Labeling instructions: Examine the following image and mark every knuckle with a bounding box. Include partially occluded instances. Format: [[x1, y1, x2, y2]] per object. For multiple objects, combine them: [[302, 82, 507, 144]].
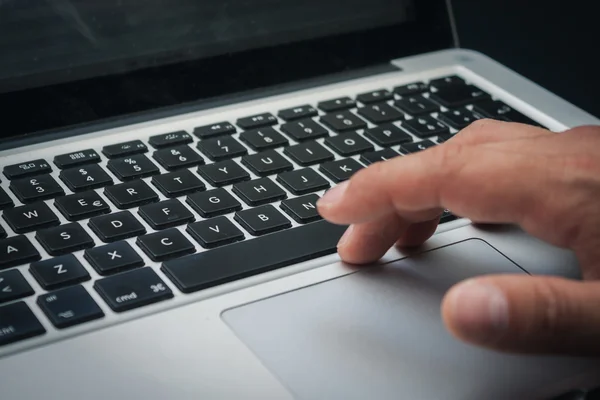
[[532, 280, 571, 336]]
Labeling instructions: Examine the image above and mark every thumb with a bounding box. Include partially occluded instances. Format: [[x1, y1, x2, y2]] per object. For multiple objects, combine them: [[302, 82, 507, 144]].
[[441, 275, 600, 356]]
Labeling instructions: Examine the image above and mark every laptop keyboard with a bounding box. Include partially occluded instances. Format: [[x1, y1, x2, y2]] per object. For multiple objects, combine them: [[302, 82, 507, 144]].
[[0, 75, 542, 348]]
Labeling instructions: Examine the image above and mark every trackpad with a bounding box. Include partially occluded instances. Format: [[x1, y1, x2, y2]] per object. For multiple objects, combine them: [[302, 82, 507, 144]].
[[223, 239, 596, 400]]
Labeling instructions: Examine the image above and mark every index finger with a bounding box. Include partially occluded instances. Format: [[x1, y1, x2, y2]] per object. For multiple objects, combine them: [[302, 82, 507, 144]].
[[316, 141, 550, 226]]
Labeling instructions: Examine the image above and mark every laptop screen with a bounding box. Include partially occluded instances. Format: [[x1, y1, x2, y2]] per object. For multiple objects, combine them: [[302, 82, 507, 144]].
[[0, 0, 452, 142]]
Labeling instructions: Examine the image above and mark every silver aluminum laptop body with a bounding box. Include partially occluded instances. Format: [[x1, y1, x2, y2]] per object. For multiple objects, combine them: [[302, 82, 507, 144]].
[[1, 2, 599, 400]]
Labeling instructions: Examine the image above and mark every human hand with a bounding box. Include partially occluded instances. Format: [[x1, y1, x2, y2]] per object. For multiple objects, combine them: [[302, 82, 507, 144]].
[[316, 119, 600, 356]]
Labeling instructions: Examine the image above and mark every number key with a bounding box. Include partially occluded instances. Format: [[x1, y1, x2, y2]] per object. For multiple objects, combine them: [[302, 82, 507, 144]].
[[357, 103, 404, 124], [240, 127, 288, 151], [197, 136, 247, 161], [107, 155, 160, 181], [59, 164, 113, 192], [10, 175, 64, 203], [320, 111, 367, 132], [153, 145, 204, 171], [280, 119, 329, 142]]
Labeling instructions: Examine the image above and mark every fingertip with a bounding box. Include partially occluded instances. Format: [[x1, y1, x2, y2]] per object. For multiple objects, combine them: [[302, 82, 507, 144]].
[[442, 279, 509, 346]]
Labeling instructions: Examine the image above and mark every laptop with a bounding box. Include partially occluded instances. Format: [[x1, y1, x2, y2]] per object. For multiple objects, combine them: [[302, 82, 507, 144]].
[[1, 0, 599, 399]]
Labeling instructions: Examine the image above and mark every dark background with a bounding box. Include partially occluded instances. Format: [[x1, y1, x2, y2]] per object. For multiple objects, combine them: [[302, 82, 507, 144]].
[[453, 0, 599, 118]]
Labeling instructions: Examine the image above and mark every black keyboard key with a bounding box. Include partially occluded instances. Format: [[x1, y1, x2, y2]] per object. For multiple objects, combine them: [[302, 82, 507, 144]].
[[0, 236, 41, 270], [240, 127, 289, 151], [186, 216, 245, 249], [233, 178, 287, 206], [241, 150, 294, 177], [102, 140, 148, 158], [280, 119, 329, 142], [357, 89, 393, 104], [393, 82, 428, 97], [360, 149, 401, 165], [94, 267, 173, 312], [280, 194, 321, 224], [10, 175, 64, 203], [60, 164, 113, 192], [436, 133, 456, 144], [400, 140, 437, 154], [0, 270, 34, 304], [0, 187, 14, 210], [186, 188, 242, 218], [278, 105, 318, 121], [36, 223, 95, 256], [324, 132, 374, 157], [148, 131, 193, 149], [364, 123, 413, 147], [0, 302, 45, 346], [276, 168, 330, 195], [193, 122, 236, 139], [284, 141, 334, 166], [153, 145, 204, 171], [357, 103, 404, 124], [197, 136, 247, 161], [236, 113, 278, 130], [85, 241, 145, 276], [0, 225, 4, 240], [55, 191, 111, 221], [162, 220, 347, 293], [394, 95, 439, 115], [54, 149, 101, 169], [235, 205, 291, 236], [429, 75, 465, 88], [402, 116, 450, 138], [107, 155, 160, 181], [38, 285, 104, 329], [3, 203, 59, 234], [437, 107, 482, 130], [104, 180, 159, 209], [472, 100, 540, 126], [440, 210, 458, 224], [88, 211, 146, 243], [138, 199, 194, 230], [136, 228, 195, 262], [319, 159, 364, 183], [198, 160, 250, 187], [152, 170, 205, 198], [3, 159, 52, 180], [320, 111, 367, 132], [317, 97, 356, 112], [429, 85, 490, 108], [30, 254, 90, 290]]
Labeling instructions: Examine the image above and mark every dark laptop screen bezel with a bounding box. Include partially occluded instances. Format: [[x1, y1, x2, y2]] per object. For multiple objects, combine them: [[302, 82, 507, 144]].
[[0, 0, 454, 144]]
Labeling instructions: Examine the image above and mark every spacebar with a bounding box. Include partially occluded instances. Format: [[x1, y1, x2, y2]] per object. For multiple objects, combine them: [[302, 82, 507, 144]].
[[161, 221, 348, 293]]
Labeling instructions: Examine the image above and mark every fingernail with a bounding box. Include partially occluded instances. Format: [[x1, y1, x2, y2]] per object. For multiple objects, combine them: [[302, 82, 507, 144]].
[[318, 181, 349, 207], [448, 279, 509, 341], [337, 225, 354, 248]]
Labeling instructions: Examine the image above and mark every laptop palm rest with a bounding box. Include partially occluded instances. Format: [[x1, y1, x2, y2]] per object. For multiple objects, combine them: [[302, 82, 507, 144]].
[[223, 239, 598, 400]]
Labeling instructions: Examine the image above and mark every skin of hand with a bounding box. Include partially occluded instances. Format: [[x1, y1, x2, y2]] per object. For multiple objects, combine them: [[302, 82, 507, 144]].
[[316, 119, 600, 356]]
